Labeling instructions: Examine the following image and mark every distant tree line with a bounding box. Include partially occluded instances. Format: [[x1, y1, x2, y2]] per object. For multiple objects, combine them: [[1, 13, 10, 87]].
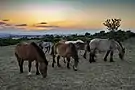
[[0, 30, 135, 46]]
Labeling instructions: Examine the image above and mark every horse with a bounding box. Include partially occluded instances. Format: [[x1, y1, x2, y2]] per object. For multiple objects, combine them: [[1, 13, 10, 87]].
[[65, 40, 88, 58], [15, 42, 48, 78], [37, 41, 53, 54], [51, 42, 79, 71], [87, 38, 125, 63]]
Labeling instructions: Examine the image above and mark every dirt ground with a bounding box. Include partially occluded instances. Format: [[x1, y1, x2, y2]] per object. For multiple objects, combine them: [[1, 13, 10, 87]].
[[0, 38, 135, 90]]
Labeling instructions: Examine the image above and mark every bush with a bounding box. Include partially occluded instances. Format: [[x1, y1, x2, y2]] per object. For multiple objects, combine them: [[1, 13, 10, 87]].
[[0, 30, 134, 46]]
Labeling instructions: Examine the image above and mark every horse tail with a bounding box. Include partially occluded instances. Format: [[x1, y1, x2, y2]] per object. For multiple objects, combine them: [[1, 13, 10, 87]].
[[15, 52, 20, 60], [69, 43, 78, 59], [69, 43, 77, 52]]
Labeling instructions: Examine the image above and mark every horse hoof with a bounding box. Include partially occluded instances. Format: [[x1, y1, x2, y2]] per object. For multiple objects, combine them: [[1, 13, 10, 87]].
[[42, 75, 47, 78], [36, 72, 40, 75], [83, 56, 86, 59], [57, 64, 61, 67], [89, 60, 92, 63], [67, 66, 70, 69], [93, 60, 96, 62], [52, 63, 54, 67], [28, 72, 32, 75], [20, 71, 23, 74], [104, 59, 107, 62], [110, 60, 114, 62], [73, 66, 77, 71]]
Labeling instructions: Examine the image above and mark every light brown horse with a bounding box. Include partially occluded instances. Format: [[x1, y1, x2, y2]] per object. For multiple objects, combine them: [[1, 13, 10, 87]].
[[15, 42, 48, 78], [51, 42, 79, 71]]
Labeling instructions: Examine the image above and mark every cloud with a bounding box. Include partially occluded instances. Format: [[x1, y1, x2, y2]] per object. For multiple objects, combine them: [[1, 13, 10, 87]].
[[0, 21, 7, 25], [38, 22, 47, 24], [0, 21, 12, 27], [5, 24, 11, 26], [15, 24, 27, 26], [2, 19, 9, 21], [35, 25, 59, 28]]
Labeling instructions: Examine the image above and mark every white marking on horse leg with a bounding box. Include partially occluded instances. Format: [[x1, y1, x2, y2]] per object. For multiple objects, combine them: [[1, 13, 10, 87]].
[[73, 66, 77, 71], [28, 72, 32, 75]]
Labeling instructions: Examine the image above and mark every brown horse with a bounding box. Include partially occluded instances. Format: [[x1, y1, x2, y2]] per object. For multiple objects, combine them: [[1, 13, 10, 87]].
[[15, 42, 48, 78], [51, 42, 79, 71]]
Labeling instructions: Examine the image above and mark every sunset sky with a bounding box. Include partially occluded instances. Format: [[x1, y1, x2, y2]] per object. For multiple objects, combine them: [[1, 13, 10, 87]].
[[0, 0, 134, 34]]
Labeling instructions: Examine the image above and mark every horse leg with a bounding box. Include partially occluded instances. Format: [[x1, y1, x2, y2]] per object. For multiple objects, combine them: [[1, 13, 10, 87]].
[[104, 50, 110, 62], [28, 61, 32, 75], [110, 51, 114, 62], [66, 57, 70, 69], [73, 57, 79, 71], [83, 50, 87, 59], [57, 55, 61, 67], [63, 57, 66, 63], [45, 48, 48, 54], [35, 61, 40, 75], [19, 59, 24, 73], [15, 53, 23, 73], [89, 52, 92, 63], [92, 53, 96, 62], [52, 54, 55, 67], [48, 46, 51, 53], [46, 47, 49, 53]]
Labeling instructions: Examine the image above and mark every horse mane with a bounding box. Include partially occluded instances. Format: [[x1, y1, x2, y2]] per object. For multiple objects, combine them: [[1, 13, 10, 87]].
[[115, 40, 124, 50], [30, 42, 48, 65]]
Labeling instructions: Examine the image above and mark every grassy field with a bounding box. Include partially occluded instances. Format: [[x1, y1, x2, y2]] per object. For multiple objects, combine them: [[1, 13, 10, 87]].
[[0, 38, 135, 90]]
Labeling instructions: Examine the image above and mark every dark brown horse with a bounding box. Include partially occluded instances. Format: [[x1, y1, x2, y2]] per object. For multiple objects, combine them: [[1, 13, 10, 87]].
[[51, 42, 79, 71], [15, 42, 48, 78]]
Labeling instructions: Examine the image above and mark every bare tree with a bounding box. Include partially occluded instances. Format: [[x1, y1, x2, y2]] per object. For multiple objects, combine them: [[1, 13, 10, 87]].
[[103, 18, 121, 31], [103, 18, 121, 39]]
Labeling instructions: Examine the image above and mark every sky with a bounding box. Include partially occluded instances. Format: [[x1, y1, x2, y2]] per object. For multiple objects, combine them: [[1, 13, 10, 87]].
[[0, 0, 134, 34]]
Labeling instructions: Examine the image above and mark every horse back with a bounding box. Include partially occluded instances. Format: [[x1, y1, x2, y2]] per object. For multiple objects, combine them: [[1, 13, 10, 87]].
[[90, 39, 111, 52], [54, 42, 76, 57], [15, 43, 37, 60]]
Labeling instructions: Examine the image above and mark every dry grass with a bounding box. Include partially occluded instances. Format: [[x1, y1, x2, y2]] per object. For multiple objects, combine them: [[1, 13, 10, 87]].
[[0, 38, 135, 90]]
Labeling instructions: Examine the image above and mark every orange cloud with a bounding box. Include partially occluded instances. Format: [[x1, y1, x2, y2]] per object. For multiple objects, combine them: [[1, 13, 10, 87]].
[[15, 24, 27, 26], [2, 19, 9, 21], [38, 22, 47, 24]]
